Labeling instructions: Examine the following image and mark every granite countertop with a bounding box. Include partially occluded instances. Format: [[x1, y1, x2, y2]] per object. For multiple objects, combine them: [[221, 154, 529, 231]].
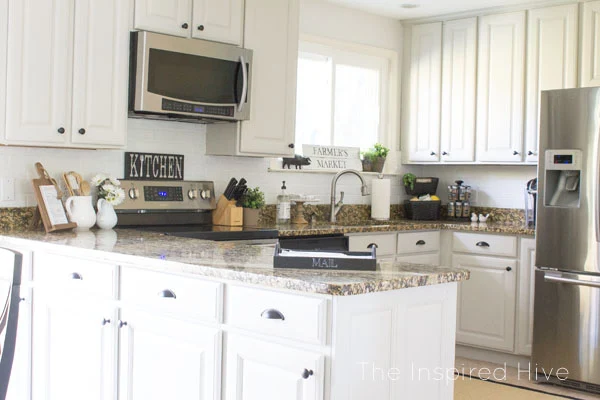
[[275, 220, 535, 237], [0, 229, 469, 296]]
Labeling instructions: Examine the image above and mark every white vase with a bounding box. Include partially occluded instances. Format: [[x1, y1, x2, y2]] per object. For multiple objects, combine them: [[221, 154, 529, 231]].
[[96, 198, 118, 229], [65, 196, 96, 231]]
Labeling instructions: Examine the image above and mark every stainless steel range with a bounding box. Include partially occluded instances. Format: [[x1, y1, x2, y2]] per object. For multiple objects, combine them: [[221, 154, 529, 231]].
[[114, 179, 278, 242]]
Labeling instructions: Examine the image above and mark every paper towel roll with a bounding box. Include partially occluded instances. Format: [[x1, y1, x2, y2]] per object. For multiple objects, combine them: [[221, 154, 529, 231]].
[[371, 178, 390, 220]]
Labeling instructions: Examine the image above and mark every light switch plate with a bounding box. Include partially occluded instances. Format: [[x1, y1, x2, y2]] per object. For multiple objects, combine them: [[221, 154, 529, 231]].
[[1, 178, 15, 201]]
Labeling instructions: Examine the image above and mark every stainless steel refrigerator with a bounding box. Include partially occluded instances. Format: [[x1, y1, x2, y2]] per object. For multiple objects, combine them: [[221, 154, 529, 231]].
[[532, 87, 600, 393]]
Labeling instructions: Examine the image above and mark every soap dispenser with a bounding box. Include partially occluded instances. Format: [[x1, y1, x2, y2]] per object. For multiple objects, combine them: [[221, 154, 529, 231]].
[[276, 181, 291, 224]]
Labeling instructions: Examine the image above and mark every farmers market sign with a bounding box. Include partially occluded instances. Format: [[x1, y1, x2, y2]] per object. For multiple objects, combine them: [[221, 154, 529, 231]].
[[302, 145, 362, 170]]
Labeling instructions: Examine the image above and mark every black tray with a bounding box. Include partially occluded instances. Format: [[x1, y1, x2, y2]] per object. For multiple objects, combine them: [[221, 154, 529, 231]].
[[273, 243, 376, 271]]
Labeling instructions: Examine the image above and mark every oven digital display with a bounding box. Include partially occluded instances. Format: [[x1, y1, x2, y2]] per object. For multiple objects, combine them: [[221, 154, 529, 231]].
[[554, 154, 573, 164], [144, 186, 183, 201]]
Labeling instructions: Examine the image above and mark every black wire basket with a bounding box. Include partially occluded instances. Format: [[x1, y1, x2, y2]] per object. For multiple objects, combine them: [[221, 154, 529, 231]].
[[404, 177, 439, 196], [404, 200, 441, 220]]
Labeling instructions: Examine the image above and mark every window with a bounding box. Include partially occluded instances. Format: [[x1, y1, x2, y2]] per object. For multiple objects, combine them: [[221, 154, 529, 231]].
[[295, 39, 391, 152]]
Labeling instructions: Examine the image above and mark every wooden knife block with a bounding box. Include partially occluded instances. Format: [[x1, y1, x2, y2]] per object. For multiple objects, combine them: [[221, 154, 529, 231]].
[[212, 195, 243, 226]]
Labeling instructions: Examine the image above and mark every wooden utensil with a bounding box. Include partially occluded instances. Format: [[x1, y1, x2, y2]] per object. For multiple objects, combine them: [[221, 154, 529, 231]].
[[62, 171, 83, 196], [80, 181, 91, 196]]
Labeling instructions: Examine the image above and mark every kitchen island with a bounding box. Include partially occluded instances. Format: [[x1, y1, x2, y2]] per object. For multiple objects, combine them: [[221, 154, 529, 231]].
[[1, 229, 468, 400]]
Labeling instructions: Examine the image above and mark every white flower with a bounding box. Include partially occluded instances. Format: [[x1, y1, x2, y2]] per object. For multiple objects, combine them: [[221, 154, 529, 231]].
[[103, 183, 117, 192], [104, 187, 125, 206], [91, 173, 108, 187], [109, 177, 121, 186]]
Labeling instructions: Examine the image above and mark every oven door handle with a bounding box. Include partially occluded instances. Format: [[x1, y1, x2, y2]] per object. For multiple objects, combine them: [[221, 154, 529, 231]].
[[238, 56, 248, 113], [544, 273, 600, 289]]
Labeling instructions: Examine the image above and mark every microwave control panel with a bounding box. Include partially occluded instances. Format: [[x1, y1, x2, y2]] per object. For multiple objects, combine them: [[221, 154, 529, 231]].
[[161, 99, 234, 118]]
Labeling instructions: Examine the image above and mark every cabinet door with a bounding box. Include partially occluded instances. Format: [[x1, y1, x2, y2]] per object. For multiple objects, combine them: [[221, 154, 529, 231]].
[[0, 0, 7, 144], [5, 0, 73, 145], [119, 309, 220, 400], [192, 0, 243, 45], [6, 288, 32, 400], [238, 0, 299, 156], [224, 334, 324, 400], [581, 1, 600, 87], [516, 238, 536, 356], [134, 0, 192, 38], [453, 254, 517, 352], [405, 22, 442, 162], [476, 12, 525, 162], [70, 0, 129, 147], [31, 292, 117, 400], [525, 4, 578, 163], [440, 18, 477, 162]]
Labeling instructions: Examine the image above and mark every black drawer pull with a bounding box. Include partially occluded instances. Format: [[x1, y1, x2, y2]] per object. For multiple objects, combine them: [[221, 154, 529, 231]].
[[302, 369, 314, 379], [367, 243, 378, 249], [70, 272, 83, 280], [476, 241, 490, 248], [261, 309, 285, 321], [157, 289, 177, 299], [416, 240, 426, 245]]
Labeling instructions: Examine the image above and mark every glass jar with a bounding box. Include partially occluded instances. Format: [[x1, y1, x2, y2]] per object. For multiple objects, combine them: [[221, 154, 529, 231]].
[[462, 201, 471, 218], [448, 185, 459, 201], [447, 201, 455, 218], [455, 201, 463, 218]]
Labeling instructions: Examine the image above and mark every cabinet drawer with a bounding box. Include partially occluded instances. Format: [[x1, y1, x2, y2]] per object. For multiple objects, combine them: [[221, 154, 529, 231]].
[[225, 285, 328, 345], [120, 268, 222, 323], [33, 252, 116, 299], [395, 253, 440, 266], [397, 231, 440, 254], [348, 233, 396, 256], [452, 232, 517, 257]]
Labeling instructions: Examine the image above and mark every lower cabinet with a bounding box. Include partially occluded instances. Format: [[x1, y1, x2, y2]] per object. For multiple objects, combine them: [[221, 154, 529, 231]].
[[223, 334, 324, 400], [516, 237, 536, 355], [30, 290, 117, 400], [453, 254, 517, 352], [118, 309, 221, 400]]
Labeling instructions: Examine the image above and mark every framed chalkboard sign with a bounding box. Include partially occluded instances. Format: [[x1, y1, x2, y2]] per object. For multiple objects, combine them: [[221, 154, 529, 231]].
[[124, 152, 184, 180]]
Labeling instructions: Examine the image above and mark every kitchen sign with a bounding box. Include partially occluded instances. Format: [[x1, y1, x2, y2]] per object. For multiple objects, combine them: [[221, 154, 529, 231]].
[[125, 152, 184, 180], [301, 145, 362, 170]]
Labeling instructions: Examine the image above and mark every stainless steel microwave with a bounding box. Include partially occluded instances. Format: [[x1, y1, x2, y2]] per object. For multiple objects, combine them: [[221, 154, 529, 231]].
[[129, 31, 252, 122]]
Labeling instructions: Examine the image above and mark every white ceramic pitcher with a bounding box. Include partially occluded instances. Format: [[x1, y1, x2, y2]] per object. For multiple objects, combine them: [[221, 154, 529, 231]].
[[65, 196, 96, 231], [96, 198, 118, 229]]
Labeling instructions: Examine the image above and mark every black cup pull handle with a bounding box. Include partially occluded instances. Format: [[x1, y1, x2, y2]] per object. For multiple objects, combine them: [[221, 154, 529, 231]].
[[70, 272, 83, 280], [302, 369, 314, 379], [416, 240, 426, 245], [476, 241, 490, 247], [261, 309, 285, 321], [157, 289, 177, 299], [367, 243, 378, 249]]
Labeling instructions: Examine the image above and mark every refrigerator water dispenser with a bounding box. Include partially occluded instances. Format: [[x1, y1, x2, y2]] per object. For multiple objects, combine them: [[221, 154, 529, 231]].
[[544, 149, 582, 208]]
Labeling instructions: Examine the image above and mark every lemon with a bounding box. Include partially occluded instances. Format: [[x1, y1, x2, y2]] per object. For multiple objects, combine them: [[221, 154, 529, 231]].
[[410, 197, 419, 201], [431, 195, 440, 201]]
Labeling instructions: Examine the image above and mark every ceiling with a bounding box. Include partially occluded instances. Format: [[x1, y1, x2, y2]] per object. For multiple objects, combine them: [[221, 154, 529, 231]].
[[326, 0, 552, 20]]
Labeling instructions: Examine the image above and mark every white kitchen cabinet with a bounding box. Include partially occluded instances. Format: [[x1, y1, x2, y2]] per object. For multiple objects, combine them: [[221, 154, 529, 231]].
[[6, 288, 31, 400], [348, 233, 397, 256], [404, 22, 442, 162], [525, 4, 578, 163], [0, 0, 7, 145], [30, 291, 117, 400], [119, 309, 221, 400], [192, 0, 244, 45], [440, 18, 477, 162], [134, 0, 192, 37], [224, 334, 324, 400], [206, 0, 299, 156], [454, 254, 517, 352], [516, 237, 536, 356], [476, 11, 526, 163], [581, 1, 600, 87], [4, 0, 128, 148]]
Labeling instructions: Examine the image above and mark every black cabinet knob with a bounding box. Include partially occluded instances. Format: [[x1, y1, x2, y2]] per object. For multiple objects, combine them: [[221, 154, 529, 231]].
[[527, 151, 534, 156], [302, 369, 314, 379], [102, 318, 111, 326], [182, 23, 189, 29], [119, 320, 128, 328], [78, 128, 86, 135], [197, 25, 205, 31], [288, 143, 295, 149], [430, 151, 436, 156], [513, 150, 519, 155], [442, 151, 448, 156], [506, 267, 512, 272], [57, 127, 65, 134]]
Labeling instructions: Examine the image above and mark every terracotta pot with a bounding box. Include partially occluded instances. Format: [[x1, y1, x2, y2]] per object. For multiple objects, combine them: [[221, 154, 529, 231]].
[[361, 159, 373, 172], [372, 157, 386, 173], [243, 208, 261, 226]]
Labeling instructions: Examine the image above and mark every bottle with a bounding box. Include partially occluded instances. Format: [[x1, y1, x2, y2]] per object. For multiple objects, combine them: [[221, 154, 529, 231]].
[[276, 181, 291, 224]]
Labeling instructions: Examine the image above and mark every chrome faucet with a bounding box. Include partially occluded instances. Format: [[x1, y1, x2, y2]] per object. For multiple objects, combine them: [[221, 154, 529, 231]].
[[330, 169, 370, 223]]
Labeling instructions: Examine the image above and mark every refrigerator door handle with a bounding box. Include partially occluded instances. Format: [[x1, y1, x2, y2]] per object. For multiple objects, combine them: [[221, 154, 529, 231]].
[[544, 273, 600, 289]]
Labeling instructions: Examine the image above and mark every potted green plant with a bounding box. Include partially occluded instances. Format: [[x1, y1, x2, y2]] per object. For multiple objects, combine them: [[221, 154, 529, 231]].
[[371, 143, 389, 173], [240, 187, 265, 226], [361, 150, 376, 172]]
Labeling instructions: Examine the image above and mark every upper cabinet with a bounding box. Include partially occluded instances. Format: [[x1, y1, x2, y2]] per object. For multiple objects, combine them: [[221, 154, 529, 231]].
[[440, 18, 477, 162], [475, 11, 525, 163], [581, 1, 600, 87], [4, 0, 129, 148], [525, 4, 578, 163], [134, 0, 244, 46], [404, 22, 442, 162]]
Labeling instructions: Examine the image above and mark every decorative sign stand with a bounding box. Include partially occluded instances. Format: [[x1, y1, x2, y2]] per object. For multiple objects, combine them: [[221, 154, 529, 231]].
[[301, 145, 362, 171], [124, 152, 184, 180], [31, 162, 77, 233]]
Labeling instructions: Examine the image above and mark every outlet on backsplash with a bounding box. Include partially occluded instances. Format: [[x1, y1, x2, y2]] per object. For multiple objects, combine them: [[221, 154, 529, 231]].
[[1, 178, 15, 202]]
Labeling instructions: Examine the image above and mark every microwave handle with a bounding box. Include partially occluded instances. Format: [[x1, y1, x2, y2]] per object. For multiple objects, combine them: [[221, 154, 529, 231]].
[[238, 56, 248, 113]]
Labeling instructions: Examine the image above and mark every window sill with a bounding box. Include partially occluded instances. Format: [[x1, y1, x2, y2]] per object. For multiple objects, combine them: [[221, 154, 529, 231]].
[[268, 168, 402, 176]]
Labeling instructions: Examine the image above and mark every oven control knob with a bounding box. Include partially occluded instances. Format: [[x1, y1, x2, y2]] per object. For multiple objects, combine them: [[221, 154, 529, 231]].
[[188, 189, 198, 200], [128, 188, 139, 200], [201, 189, 211, 200]]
